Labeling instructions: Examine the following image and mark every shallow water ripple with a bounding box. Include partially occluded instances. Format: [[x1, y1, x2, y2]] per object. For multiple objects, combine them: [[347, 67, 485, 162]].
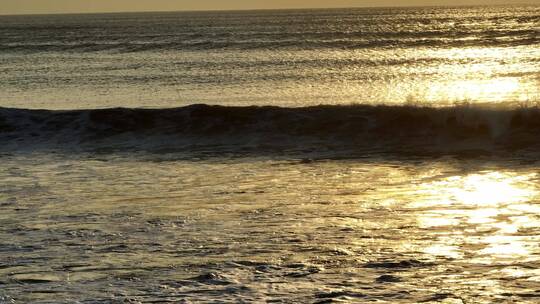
[[1, 154, 540, 302]]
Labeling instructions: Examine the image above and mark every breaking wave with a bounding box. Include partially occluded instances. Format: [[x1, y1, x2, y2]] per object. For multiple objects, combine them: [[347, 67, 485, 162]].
[[2, 104, 540, 157]]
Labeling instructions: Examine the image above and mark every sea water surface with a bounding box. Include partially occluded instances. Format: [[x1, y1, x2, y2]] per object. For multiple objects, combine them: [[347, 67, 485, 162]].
[[0, 5, 539, 108], [2, 154, 540, 303], [2, 5, 540, 304]]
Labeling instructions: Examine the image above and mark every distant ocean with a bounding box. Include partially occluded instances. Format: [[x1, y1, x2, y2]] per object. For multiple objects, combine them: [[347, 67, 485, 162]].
[[0, 5, 538, 109], [2, 6, 540, 304]]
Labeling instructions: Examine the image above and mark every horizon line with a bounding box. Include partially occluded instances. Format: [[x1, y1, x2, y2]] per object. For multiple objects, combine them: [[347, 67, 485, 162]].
[[0, 3, 536, 17]]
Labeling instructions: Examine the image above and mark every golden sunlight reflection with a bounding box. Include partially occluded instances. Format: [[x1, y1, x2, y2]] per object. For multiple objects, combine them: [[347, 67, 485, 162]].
[[424, 244, 463, 259], [423, 47, 526, 103], [426, 78, 522, 103], [425, 172, 534, 207], [460, 172, 534, 205], [413, 171, 538, 263], [480, 235, 530, 257]]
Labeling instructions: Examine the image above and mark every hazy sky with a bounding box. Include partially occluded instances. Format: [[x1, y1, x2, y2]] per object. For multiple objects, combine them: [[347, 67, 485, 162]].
[[1, 0, 537, 15]]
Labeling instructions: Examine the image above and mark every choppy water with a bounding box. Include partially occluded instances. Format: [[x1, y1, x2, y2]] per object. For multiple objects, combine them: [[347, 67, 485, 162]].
[[0, 5, 539, 109], [2, 154, 540, 303], [2, 5, 540, 303]]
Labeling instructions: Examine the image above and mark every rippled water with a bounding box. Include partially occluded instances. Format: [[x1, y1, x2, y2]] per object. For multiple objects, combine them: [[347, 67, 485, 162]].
[[0, 5, 539, 109], [1, 153, 540, 303], [2, 5, 540, 303]]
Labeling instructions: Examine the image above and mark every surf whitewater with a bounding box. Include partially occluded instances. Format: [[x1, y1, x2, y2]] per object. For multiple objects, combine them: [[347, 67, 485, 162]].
[[1, 104, 539, 156]]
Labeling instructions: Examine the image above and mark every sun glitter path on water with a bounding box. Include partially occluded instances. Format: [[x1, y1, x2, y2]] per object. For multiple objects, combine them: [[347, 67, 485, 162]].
[[414, 171, 537, 263]]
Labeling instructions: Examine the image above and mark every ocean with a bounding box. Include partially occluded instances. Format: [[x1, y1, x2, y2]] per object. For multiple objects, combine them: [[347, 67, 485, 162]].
[[0, 5, 539, 108], [1, 5, 540, 303]]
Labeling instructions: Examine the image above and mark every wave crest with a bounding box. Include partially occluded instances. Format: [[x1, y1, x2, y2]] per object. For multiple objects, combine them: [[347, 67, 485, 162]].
[[1, 104, 540, 156]]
